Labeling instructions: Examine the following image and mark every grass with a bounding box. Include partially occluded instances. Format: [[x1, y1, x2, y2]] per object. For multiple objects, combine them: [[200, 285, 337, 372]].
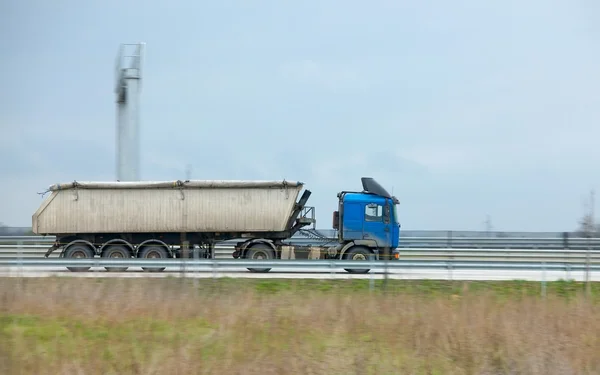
[[0, 277, 599, 374]]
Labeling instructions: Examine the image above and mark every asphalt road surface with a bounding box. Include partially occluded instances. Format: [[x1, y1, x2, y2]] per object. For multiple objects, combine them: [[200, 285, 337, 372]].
[[1, 266, 598, 282]]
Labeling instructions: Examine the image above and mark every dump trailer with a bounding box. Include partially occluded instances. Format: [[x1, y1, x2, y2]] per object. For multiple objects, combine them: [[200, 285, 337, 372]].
[[33, 177, 400, 273]]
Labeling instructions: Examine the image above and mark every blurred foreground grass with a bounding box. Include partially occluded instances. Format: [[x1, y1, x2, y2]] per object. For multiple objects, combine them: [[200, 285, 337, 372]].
[[1, 277, 599, 374]]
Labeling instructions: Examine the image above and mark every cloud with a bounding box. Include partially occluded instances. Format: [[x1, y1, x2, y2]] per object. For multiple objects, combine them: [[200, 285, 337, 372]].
[[3, 0, 600, 232], [277, 59, 370, 91]]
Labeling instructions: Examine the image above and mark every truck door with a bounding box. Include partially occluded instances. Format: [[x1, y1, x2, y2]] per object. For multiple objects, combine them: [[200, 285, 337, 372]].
[[362, 201, 392, 248], [383, 201, 393, 249], [342, 202, 363, 241]]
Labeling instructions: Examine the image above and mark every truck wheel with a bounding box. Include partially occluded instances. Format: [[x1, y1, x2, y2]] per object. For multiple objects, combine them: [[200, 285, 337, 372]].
[[101, 245, 131, 272], [343, 246, 372, 274], [64, 244, 95, 272], [245, 243, 274, 273], [138, 245, 168, 272]]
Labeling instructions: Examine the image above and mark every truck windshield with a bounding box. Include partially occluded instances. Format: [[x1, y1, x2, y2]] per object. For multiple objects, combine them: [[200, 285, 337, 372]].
[[393, 203, 399, 224]]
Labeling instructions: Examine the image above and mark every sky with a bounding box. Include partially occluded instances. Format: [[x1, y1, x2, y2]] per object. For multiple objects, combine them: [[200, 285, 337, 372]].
[[2, 0, 600, 232]]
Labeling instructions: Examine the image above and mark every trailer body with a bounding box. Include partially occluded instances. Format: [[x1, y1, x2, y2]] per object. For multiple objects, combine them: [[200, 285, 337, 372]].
[[33, 180, 305, 235]]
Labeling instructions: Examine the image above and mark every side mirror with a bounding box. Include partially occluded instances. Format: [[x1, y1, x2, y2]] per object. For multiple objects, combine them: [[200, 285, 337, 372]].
[[332, 211, 339, 230]]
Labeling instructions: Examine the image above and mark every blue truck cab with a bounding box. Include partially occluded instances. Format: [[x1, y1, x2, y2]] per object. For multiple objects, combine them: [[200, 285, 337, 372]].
[[331, 177, 400, 270]]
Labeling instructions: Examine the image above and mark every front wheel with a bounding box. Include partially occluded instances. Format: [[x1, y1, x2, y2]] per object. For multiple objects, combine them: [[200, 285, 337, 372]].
[[245, 243, 274, 273], [343, 246, 372, 274]]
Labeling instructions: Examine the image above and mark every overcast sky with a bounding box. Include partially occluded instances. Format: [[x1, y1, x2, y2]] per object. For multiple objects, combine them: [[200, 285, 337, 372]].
[[2, 0, 600, 232]]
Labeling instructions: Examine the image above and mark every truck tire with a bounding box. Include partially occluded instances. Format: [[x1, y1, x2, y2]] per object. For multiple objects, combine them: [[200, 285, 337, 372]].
[[101, 244, 131, 272], [138, 245, 168, 272], [64, 244, 95, 272], [343, 246, 372, 274], [245, 243, 274, 273]]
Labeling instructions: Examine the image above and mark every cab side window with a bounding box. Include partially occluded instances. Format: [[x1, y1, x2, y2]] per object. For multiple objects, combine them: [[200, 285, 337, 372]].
[[365, 203, 383, 222]]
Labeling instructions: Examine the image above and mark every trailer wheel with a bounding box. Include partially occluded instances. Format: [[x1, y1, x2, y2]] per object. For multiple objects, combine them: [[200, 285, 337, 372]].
[[343, 246, 372, 274], [138, 245, 168, 272], [245, 243, 274, 273], [64, 244, 95, 272], [101, 245, 131, 272]]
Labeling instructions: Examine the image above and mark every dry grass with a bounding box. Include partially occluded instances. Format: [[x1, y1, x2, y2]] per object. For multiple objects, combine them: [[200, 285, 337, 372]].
[[0, 277, 599, 375]]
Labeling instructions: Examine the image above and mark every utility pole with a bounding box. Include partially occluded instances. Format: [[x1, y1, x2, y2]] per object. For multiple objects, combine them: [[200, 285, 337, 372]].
[[115, 42, 145, 181]]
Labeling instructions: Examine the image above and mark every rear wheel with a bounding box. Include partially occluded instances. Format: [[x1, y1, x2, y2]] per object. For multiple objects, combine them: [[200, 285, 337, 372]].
[[343, 246, 372, 274], [245, 243, 274, 273], [101, 244, 132, 272], [138, 245, 169, 272], [64, 244, 95, 272]]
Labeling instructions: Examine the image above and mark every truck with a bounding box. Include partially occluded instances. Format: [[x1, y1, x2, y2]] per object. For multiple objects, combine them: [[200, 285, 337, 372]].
[[33, 177, 401, 273]]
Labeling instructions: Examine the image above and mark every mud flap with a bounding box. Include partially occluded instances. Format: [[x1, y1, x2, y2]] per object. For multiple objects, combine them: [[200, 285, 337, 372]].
[[44, 243, 60, 258]]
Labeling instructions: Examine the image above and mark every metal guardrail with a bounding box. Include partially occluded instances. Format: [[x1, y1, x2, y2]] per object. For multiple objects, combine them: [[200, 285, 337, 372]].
[[3, 235, 600, 257], [1, 258, 599, 272], [1, 237, 600, 264], [3, 235, 600, 249], [1, 250, 599, 273], [1, 246, 599, 262]]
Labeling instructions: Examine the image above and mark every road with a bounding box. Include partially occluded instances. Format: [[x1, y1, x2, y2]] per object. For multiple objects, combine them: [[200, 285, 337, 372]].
[[1, 266, 598, 281]]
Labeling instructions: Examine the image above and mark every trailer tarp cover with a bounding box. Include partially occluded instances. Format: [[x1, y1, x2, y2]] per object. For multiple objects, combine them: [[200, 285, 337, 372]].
[[48, 180, 304, 191]]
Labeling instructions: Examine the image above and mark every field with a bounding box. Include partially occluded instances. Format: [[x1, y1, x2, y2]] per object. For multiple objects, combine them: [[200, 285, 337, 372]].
[[1, 277, 599, 375]]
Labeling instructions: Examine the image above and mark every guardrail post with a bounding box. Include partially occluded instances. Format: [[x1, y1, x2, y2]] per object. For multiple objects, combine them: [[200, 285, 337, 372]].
[[541, 261, 546, 298], [383, 247, 390, 291], [329, 259, 335, 280], [369, 254, 375, 292], [193, 244, 199, 288], [586, 245, 591, 298], [180, 234, 189, 279], [447, 261, 453, 281], [17, 240, 23, 275]]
